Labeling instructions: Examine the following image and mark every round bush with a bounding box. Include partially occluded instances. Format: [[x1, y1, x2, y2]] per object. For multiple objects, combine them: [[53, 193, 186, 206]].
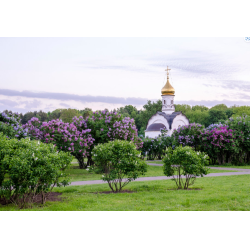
[[91, 140, 147, 192], [163, 145, 209, 189], [0, 132, 72, 208]]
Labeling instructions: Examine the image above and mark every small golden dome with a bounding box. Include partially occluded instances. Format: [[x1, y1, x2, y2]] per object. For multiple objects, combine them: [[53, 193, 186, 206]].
[[161, 66, 175, 95], [161, 78, 175, 95]]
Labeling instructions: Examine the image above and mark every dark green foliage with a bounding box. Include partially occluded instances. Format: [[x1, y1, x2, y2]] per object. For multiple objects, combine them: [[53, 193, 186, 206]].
[[91, 140, 147, 192], [208, 109, 228, 124], [47, 109, 63, 121], [78, 108, 93, 119], [140, 129, 173, 160], [225, 115, 250, 164], [0, 133, 72, 208], [163, 146, 209, 189]]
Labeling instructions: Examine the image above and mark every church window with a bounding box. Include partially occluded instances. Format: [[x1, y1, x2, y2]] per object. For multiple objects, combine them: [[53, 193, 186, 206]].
[[171, 100, 173, 104], [164, 100, 166, 104]]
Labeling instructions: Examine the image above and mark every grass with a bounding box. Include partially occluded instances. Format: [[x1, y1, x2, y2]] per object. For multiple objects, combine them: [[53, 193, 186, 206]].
[[66, 163, 237, 182], [211, 165, 250, 169], [147, 160, 250, 169], [1, 175, 250, 211]]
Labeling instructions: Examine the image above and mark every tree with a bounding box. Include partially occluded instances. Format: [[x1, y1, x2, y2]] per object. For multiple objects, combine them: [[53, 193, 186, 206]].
[[79, 108, 93, 119], [210, 104, 228, 111], [175, 104, 192, 114], [37, 110, 48, 122], [208, 109, 228, 124], [231, 106, 250, 118], [48, 109, 63, 121], [185, 110, 210, 127], [192, 105, 209, 112], [22, 111, 35, 124], [60, 109, 80, 123]]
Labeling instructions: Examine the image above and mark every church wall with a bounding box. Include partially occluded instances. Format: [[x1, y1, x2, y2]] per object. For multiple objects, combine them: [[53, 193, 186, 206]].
[[170, 114, 190, 135], [145, 131, 162, 138], [146, 114, 170, 130], [145, 114, 170, 138]]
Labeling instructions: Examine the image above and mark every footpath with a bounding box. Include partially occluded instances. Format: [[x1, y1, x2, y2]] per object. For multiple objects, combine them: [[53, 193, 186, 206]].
[[69, 163, 250, 187]]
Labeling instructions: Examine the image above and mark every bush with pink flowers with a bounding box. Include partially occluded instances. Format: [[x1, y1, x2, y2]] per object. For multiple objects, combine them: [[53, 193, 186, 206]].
[[72, 110, 143, 165], [200, 126, 238, 165], [24, 118, 94, 168]]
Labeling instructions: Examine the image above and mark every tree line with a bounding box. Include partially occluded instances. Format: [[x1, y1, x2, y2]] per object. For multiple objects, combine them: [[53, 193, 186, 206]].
[[13, 100, 250, 136]]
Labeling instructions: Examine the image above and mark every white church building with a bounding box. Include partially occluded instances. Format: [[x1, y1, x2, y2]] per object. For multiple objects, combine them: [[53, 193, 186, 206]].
[[145, 67, 189, 138]]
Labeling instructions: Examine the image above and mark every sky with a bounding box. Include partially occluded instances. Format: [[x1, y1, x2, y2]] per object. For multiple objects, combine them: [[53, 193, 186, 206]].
[[0, 37, 250, 113]]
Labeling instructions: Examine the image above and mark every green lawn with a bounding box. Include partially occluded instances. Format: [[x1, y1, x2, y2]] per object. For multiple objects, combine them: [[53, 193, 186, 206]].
[[211, 165, 250, 169], [1, 175, 250, 211], [66, 163, 236, 182], [147, 160, 250, 169]]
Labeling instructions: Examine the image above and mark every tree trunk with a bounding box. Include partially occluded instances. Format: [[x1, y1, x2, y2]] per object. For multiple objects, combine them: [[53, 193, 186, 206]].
[[76, 156, 86, 169], [222, 154, 226, 165], [217, 154, 222, 165], [87, 156, 94, 167], [247, 152, 250, 164], [227, 154, 232, 164]]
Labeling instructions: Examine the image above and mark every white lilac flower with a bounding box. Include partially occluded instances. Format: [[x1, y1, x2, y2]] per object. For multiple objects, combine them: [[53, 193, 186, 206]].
[[34, 157, 38, 161], [32, 153, 34, 157]]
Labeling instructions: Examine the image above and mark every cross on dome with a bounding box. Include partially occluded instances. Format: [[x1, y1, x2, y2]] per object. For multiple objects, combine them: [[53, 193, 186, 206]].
[[165, 66, 171, 78]]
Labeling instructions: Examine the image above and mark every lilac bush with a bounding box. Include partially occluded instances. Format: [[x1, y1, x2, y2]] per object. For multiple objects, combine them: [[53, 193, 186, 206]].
[[206, 123, 227, 130], [172, 123, 204, 150], [22, 117, 43, 140], [200, 126, 238, 165], [24, 118, 94, 168], [72, 110, 143, 165], [225, 115, 250, 164], [0, 111, 28, 139]]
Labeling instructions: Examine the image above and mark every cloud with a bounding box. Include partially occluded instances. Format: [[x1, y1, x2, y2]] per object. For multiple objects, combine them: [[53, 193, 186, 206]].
[[59, 103, 71, 108], [143, 50, 245, 81], [218, 80, 250, 92], [23, 99, 42, 109], [0, 89, 152, 105], [0, 99, 19, 107], [175, 99, 250, 108]]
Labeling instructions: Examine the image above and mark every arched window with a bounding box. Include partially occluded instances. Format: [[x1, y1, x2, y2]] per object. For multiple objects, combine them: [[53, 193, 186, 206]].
[[164, 100, 166, 104]]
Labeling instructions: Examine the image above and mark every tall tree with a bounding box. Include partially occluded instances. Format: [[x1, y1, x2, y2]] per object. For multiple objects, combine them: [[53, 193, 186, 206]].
[[60, 109, 80, 123], [79, 108, 93, 119]]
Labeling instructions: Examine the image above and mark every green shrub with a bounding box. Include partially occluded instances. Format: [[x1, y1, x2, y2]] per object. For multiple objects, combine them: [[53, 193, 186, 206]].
[[141, 129, 173, 160], [163, 145, 209, 189], [91, 140, 147, 192], [0, 133, 72, 208]]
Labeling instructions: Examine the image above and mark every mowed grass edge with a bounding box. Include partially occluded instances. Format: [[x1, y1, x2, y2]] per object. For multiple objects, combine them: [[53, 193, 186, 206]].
[[1, 175, 250, 211]]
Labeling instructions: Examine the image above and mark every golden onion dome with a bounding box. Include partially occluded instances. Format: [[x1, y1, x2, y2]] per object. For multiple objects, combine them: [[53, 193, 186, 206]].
[[161, 78, 175, 95]]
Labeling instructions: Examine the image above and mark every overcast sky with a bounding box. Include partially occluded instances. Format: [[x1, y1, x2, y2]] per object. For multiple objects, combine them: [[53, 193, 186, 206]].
[[0, 37, 250, 113]]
